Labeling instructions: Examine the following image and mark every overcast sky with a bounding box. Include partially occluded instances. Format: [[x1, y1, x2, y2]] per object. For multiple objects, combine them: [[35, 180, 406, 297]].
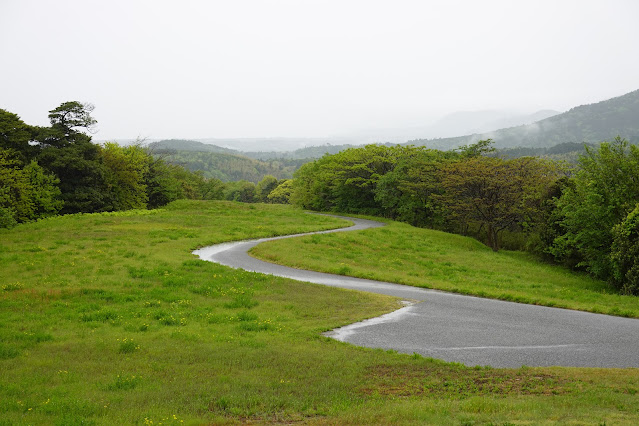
[[1, 0, 638, 142]]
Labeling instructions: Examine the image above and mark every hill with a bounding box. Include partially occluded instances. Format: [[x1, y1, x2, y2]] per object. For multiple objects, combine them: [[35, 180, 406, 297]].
[[147, 140, 305, 182], [408, 89, 639, 149], [147, 139, 240, 154]]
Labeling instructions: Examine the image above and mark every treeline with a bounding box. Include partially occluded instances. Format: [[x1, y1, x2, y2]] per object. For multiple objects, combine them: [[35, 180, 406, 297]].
[[0, 102, 226, 228], [0, 102, 296, 229], [292, 139, 639, 295]]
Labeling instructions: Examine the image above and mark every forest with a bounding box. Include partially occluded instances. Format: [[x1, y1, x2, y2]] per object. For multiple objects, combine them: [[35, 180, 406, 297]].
[[2, 102, 638, 295]]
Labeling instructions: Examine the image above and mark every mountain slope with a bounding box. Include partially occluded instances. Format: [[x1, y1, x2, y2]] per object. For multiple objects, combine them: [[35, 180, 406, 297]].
[[409, 89, 639, 149], [147, 139, 240, 154], [147, 140, 305, 182]]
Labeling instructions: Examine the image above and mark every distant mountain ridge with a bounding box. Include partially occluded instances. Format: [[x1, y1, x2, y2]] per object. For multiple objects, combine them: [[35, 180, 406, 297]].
[[408, 89, 639, 149], [147, 139, 239, 154], [146, 139, 306, 182]]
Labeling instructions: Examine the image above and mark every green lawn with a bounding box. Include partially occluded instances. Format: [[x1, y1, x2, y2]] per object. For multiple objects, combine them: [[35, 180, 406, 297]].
[[1, 201, 638, 425], [251, 218, 639, 318]]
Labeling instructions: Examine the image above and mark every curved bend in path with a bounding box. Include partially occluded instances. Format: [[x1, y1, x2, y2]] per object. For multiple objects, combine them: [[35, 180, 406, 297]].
[[194, 215, 639, 368]]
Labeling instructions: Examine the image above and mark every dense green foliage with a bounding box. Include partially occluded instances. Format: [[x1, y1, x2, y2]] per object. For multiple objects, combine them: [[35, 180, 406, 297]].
[[293, 142, 558, 249], [548, 138, 639, 288], [292, 138, 639, 293], [3, 201, 639, 424], [410, 89, 639, 149], [0, 103, 225, 227], [611, 205, 639, 295]]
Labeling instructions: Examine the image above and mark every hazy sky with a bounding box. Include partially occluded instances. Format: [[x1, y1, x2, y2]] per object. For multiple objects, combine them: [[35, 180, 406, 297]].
[[1, 0, 638, 142]]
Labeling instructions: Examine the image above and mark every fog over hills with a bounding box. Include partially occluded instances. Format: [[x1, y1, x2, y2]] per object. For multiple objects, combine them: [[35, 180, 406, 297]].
[[343, 109, 561, 143], [135, 89, 638, 157], [408, 89, 639, 149]]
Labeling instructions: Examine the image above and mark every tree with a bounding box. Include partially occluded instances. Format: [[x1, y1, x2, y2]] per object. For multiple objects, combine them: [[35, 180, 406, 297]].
[[0, 149, 33, 223], [255, 175, 279, 202], [438, 156, 559, 251], [267, 179, 293, 204], [458, 139, 496, 158], [549, 138, 639, 279], [292, 144, 406, 214], [224, 180, 256, 203], [375, 147, 457, 227], [23, 160, 63, 219], [0, 149, 62, 226], [610, 204, 639, 295], [48, 101, 97, 134], [0, 109, 37, 161], [37, 140, 114, 214], [100, 143, 149, 210]]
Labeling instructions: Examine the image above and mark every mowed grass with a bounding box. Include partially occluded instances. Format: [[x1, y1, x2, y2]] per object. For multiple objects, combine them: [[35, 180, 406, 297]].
[[0, 201, 638, 425], [251, 218, 639, 318]]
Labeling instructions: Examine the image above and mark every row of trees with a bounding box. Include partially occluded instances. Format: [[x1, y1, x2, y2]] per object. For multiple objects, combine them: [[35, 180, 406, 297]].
[[0, 102, 225, 228], [292, 139, 639, 295], [1, 102, 296, 229]]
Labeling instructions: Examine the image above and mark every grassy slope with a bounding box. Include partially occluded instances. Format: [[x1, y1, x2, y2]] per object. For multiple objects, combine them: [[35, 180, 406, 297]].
[[251, 219, 639, 318], [0, 201, 637, 425]]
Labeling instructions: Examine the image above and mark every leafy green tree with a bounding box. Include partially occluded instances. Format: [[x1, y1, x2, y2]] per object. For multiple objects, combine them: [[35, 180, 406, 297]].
[[610, 205, 639, 294], [0, 149, 33, 223], [438, 156, 559, 251], [458, 139, 496, 158], [255, 175, 279, 202], [224, 180, 256, 203], [37, 139, 114, 213], [145, 158, 188, 209], [0, 109, 37, 162], [48, 101, 97, 134], [549, 138, 639, 279], [32, 101, 117, 213], [292, 144, 406, 214], [197, 176, 226, 200], [0, 150, 61, 226], [267, 179, 293, 204], [375, 147, 458, 227], [101, 143, 149, 210], [23, 160, 63, 219]]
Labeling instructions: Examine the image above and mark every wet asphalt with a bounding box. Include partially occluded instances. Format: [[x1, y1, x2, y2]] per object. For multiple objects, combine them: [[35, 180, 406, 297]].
[[193, 216, 639, 368]]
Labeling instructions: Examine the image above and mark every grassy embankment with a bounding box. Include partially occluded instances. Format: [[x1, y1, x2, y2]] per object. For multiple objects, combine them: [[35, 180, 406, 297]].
[[0, 200, 638, 425], [251, 218, 639, 318]]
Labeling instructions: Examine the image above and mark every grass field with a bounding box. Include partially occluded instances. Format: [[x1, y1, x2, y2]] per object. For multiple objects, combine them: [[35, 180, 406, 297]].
[[251, 218, 639, 318], [1, 201, 639, 425]]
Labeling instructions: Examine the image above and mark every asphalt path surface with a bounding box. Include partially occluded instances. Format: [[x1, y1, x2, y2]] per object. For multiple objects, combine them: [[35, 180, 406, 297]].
[[193, 215, 639, 368]]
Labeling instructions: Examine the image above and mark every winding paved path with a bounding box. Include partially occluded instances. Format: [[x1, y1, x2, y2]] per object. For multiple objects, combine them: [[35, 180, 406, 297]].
[[193, 216, 639, 368]]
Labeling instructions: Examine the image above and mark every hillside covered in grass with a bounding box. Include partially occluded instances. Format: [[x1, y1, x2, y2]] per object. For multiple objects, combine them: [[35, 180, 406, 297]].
[[251, 219, 639, 318]]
